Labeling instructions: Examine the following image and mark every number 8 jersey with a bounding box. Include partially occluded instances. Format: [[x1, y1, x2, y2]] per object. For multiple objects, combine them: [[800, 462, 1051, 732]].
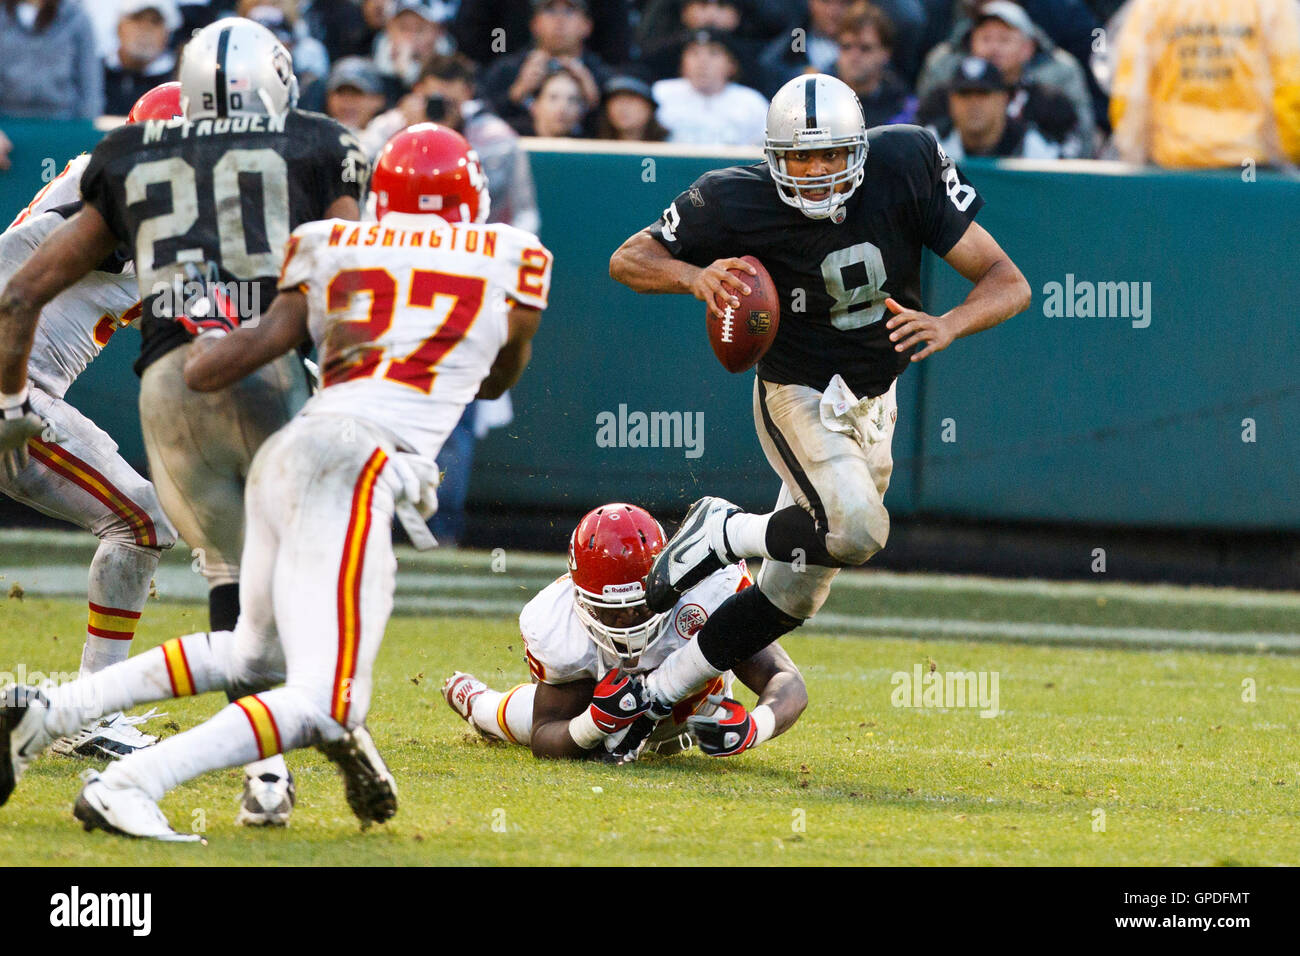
[[277, 213, 553, 460], [646, 125, 983, 398], [79, 110, 368, 376]]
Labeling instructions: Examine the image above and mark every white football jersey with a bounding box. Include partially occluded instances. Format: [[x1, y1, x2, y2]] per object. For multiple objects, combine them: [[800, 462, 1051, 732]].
[[278, 212, 552, 460], [519, 561, 753, 734], [0, 205, 140, 400]]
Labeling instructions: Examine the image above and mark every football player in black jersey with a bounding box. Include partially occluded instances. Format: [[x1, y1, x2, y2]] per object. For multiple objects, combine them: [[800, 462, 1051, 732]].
[[608, 73, 1031, 752], [0, 18, 368, 822]]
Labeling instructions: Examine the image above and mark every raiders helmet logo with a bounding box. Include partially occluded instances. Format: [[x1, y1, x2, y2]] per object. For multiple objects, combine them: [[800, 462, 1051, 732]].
[[272, 47, 293, 87]]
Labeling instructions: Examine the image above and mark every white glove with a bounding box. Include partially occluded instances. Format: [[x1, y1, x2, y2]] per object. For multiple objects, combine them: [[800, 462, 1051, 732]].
[[0, 387, 46, 481], [385, 452, 440, 551]]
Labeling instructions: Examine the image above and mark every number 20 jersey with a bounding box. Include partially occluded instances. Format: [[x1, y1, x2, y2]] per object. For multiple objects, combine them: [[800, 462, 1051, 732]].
[[79, 110, 367, 375], [647, 125, 984, 398], [277, 212, 553, 460]]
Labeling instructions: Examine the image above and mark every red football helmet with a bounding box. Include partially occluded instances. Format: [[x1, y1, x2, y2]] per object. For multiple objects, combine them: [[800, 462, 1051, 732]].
[[369, 122, 489, 223], [568, 503, 669, 666], [126, 82, 183, 124]]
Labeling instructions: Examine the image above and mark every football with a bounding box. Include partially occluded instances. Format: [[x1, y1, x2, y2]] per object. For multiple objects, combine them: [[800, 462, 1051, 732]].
[[706, 255, 780, 373]]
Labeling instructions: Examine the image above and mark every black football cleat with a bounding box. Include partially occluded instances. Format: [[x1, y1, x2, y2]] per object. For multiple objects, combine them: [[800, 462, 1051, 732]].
[[1, 683, 52, 807], [317, 726, 397, 828], [643, 496, 741, 613]]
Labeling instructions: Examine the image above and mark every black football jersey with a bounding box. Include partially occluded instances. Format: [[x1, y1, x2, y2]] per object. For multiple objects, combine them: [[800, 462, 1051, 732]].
[[80, 109, 369, 374], [647, 125, 983, 397]]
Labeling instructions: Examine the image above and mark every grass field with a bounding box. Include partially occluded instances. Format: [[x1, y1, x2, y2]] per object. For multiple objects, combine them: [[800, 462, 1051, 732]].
[[1, 532, 1298, 866]]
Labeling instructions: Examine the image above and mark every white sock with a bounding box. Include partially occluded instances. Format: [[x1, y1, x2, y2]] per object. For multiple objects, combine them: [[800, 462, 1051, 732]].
[[645, 638, 723, 705], [100, 702, 265, 801], [101, 687, 324, 801], [243, 753, 288, 779], [44, 631, 229, 738], [723, 512, 773, 560], [82, 542, 161, 673], [469, 683, 535, 745]]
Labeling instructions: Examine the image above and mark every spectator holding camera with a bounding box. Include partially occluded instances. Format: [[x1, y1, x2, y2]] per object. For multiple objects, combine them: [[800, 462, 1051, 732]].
[[653, 28, 768, 145], [362, 53, 539, 231], [479, 0, 609, 127]]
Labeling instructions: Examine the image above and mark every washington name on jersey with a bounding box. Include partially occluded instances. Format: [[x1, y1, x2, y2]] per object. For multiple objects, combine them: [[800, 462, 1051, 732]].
[[648, 125, 984, 398], [78, 109, 368, 375], [520, 563, 753, 733], [277, 211, 553, 461], [0, 209, 139, 399]]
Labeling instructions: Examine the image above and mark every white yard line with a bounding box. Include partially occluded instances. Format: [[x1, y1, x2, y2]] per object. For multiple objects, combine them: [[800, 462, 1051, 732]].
[[387, 598, 1298, 654], [4, 531, 1295, 653], [6, 530, 1298, 610]]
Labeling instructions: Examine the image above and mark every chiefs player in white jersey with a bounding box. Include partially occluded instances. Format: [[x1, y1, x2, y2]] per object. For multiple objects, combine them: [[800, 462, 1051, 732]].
[[0, 124, 550, 840], [443, 503, 807, 761], [0, 84, 183, 759]]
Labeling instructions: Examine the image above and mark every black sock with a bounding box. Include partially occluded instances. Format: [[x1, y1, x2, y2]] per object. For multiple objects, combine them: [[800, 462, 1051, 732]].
[[696, 585, 803, 672], [764, 505, 842, 566], [209, 583, 240, 632]]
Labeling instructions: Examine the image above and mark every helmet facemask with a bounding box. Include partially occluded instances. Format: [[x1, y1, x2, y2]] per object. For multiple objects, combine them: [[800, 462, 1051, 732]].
[[765, 133, 868, 221], [573, 582, 669, 669]]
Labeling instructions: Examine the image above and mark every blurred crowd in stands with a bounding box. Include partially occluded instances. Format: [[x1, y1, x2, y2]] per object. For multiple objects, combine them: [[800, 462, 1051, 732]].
[[1, 0, 1299, 171]]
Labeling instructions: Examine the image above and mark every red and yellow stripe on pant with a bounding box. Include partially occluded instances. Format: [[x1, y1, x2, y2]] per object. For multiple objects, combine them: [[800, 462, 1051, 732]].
[[27, 438, 158, 547], [87, 602, 142, 642], [332, 448, 388, 727], [235, 695, 283, 760]]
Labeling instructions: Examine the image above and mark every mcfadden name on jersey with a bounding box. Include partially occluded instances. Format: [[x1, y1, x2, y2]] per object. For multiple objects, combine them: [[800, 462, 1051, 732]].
[[78, 110, 369, 376], [278, 213, 553, 461]]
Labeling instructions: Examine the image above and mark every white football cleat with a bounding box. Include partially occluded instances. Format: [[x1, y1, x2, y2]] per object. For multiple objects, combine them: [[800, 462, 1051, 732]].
[[442, 672, 487, 721], [0, 683, 54, 806], [51, 709, 162, 759], [235, 770, 295, 827], [644, 496, 741, 612], [73, 770, 203, 843]]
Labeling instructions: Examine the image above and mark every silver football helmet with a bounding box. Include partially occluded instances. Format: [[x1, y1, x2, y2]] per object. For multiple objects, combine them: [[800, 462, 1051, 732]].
[[179, 18, 299, 121], [764, 74, 868, 221]]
